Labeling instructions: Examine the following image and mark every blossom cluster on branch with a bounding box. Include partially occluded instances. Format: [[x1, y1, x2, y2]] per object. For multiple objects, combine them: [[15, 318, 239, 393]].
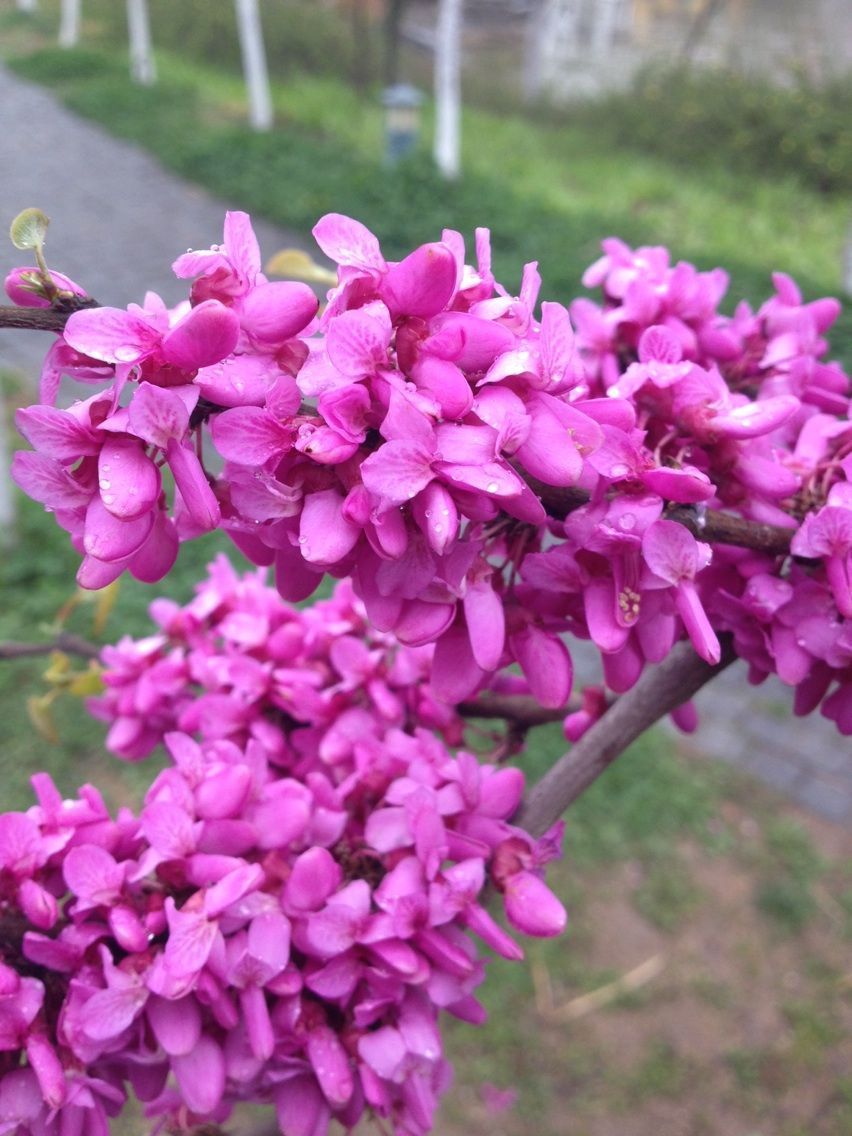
[[0, 559, 565, 1135], [10, 211, 852, 731], [3, 204, 852, 1134]]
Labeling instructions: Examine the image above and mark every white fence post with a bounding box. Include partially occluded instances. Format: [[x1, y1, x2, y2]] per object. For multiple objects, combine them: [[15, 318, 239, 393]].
[[16, 0, 38, 12], [127, 0, 156, 86], [0, 384, 16, 548], [235, 0, 273, 131], [433, 0, 462, 180], [59, 0, 81, 48]]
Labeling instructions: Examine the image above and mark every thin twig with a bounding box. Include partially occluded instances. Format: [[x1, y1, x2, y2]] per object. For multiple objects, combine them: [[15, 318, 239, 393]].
[[532, 953, 665, 1021], [0, 634, 101, 661], [457, 692, 578, 726], [517, 636, 737, 837]]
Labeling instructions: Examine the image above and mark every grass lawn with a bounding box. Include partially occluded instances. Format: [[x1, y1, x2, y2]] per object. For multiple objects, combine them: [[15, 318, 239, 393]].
[[2, 6, 852, 1134]]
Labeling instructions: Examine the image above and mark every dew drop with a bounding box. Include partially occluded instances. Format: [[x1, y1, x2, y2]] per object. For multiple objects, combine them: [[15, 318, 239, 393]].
[[441, 508, 450, 517], [101, 494, 114, 505], [434, 524, 443, 535], [114, 346, 138, 363], [486, 481, 499, 493], [99, 479, 111, 490], [610, 464, 629, 478], [619, 513, 636, 531], [424, 509, 433, 518], [101, 464, 110, 473]]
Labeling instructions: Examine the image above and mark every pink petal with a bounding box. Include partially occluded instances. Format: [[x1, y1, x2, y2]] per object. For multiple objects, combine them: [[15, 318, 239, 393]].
[[299, 490, 361, 564], [212, 406, 294, 465], [80, 984, 148, 1041], [241, 281, 318, 344], [161, 301, 240, 370], [502, 871, 567, 936], [11, 450, 92, 509], [98, 435, 161, 518], [15, 405, 100, 462], [380, 242, 457, 320], [195, 353, 283, 407], [64, 306, 160, 364], [166, 437, 221, 530], [146, 993, 202, 1056], [509, 626, 572, 708], [127, 382, 193, 448], [307, 1025, 354, 1107], [360, 440, 434, 506], [275, 1074, 331, 1136], [312, 213, 386, 275], [172, 1035, 225, 1115], [326, 304, 392, 376], [463, 578, 505, 671], [83, 495, 154, 561]]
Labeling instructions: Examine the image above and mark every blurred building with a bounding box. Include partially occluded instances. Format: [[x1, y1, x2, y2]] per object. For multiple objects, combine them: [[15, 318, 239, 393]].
[[399, 0, 852, 104]]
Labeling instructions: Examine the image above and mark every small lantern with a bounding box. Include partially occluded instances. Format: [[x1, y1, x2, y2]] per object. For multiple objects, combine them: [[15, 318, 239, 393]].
[[381, 84, 424, 166]]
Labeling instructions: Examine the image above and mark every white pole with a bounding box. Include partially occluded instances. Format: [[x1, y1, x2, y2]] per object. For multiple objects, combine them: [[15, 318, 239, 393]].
[[235, 0, 273, 132], [127, 0, 156, 86], [434, 0, 462, 180], [59, 0, 81, 48], [16, 0, 38, 11], [0, 382, 16, 548]]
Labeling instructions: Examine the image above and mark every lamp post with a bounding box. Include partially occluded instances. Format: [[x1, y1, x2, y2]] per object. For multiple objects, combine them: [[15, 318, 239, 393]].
[[381, 83, 424, 166]]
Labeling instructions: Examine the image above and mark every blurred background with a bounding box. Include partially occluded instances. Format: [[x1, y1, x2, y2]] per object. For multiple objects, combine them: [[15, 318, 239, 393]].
[[1, 2, 852, 1134]]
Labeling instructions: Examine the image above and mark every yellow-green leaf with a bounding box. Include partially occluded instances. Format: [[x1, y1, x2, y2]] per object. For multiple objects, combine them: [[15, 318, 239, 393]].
[[69, 666, 104, 697], [265, 248, 337, 287], [27, 694, 59, 744], [92, 580, 120, 635], [10, 207, 49, 251]]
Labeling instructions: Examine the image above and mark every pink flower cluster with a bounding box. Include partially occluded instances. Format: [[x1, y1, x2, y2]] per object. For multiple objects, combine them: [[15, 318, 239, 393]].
[[0, 685, 564, 1134], [562, 241, 852, 730], [87, 554, 463, 761], [10, 213, 852, 730]]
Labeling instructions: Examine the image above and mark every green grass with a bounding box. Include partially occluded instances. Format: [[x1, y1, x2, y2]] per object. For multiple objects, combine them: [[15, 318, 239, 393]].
[[3, 13, 852, 369]]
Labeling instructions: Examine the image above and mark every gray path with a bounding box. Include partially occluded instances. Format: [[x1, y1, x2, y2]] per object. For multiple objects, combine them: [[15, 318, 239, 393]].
[[1, 65, 850, 826], [0, 63, 309, 378]]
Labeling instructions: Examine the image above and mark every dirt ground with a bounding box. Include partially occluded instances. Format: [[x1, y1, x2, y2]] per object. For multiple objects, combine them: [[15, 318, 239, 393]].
[[440, 789, 852, 1136]]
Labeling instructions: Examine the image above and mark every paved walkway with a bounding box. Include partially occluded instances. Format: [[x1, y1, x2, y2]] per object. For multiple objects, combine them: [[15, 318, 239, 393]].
[[1, 64, 850, 826]]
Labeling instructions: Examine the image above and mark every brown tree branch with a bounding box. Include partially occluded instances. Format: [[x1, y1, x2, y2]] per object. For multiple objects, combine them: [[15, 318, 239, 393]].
[[529, 476, 794, 555], [0, 299, 97, 332], [0, 634, 101, 661], [516, 636, 737, 837], [457, 692, 578, 726], [663, 504, 794, 556]]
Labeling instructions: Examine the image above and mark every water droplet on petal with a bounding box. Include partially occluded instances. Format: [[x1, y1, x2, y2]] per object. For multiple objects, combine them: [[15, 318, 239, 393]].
[[610, 464, 629, 478], [101, 494, 114, 505], [486, 481, 499, 493], [99, 479, 111, 490], [619, 513, 636, 531]]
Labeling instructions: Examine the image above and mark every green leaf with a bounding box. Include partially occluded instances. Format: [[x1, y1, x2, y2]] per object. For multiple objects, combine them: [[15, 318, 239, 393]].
[[9, 207, 50, 251]]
